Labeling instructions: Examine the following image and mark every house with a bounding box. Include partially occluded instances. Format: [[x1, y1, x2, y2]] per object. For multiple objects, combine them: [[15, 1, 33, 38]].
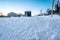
[[7, 12, 18, 17]]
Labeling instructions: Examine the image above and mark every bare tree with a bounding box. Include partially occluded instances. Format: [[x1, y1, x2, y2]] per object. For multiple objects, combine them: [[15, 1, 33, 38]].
[[57, 0, 59, 4]]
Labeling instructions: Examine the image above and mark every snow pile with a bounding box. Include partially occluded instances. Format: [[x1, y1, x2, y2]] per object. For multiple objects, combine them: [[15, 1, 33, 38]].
[[0, 15, 60, 40]]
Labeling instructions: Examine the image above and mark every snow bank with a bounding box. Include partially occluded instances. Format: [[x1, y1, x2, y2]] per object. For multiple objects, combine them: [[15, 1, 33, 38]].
[[0, 15, 60, 40]]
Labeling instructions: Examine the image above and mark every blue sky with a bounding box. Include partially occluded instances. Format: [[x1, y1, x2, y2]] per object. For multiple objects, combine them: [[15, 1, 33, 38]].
[[0, 0, 58, 15]]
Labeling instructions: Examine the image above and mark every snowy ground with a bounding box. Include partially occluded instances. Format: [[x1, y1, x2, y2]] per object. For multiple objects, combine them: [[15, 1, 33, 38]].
[[0, 15, 60, 40]]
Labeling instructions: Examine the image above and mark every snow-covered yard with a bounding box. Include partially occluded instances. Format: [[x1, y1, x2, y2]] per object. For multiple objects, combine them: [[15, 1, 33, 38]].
[[0, 15, 60, 40]]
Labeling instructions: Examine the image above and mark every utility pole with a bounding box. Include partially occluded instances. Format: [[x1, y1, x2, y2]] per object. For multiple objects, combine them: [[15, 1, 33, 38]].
[[57, 0, 59, 13], [40, 9, 42, 14], [51, 0, 54, 17]]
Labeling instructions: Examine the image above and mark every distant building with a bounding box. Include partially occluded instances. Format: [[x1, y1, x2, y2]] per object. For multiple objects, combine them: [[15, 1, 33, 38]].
[[7, 12, 18, 17], [0, 12, 8, 17], [25, 11, 31, 17], [17, 13, 24, 17], [0, 12, 3, 16], [17, 13, 22, 17], [47, 9, 52, 15]]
